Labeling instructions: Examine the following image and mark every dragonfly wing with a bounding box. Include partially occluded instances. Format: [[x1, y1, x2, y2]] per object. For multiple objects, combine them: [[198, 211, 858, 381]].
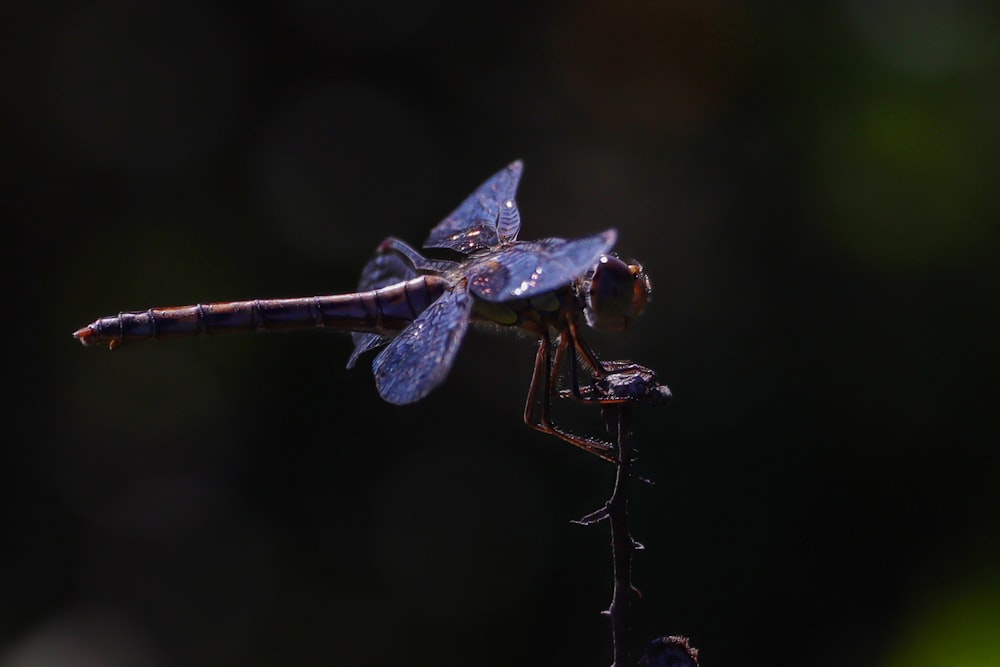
[[424, 161, 523, 253], [347, 334, 386, 369], [372, 283, 473, 405], [347, 246, 419, 369], [377, 237, 461, 274], [466, 229, 617, 302], [357, 241, 420, 288]]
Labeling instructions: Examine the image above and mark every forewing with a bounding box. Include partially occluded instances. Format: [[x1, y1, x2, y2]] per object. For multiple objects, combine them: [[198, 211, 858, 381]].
[[346, 249, 418, 369], [466, 229, 617, 302], [372, 284, 473, 405], [424, 161, 523, 253]]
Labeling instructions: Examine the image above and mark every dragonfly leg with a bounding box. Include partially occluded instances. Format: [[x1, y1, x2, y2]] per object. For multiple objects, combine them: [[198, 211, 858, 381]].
[[568, 317, 608, 379], [558, 328, 588, 401], [523, 335, 549, 428], [523, 334, 619, 463], [550, 333, 571, 409], [560, 321, 611, 403]]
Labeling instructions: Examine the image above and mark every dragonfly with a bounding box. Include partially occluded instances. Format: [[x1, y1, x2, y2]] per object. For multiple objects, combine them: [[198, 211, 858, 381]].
[[73, 161, 652, 461]]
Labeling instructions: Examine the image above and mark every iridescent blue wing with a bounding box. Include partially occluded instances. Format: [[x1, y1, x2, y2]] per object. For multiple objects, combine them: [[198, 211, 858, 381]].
[[424, 161, 523, 254], [372, 283, 473, 405], [465, 229, 617, 302], [346, 247, 418, 369]]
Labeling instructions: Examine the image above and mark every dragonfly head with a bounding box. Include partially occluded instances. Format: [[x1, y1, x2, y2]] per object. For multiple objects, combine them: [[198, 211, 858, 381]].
[[583, 254, 651, 333]]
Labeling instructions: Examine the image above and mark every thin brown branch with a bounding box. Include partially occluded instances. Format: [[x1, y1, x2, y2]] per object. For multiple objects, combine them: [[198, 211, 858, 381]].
[[567, 361, 671, 666]]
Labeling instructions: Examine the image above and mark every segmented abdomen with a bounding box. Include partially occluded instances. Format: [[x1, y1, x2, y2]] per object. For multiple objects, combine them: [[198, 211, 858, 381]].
[[73, 276, 449, 350]]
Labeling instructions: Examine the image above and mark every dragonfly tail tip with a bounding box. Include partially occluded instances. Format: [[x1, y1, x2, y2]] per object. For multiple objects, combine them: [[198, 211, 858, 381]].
[[72, 325, 101, 348]]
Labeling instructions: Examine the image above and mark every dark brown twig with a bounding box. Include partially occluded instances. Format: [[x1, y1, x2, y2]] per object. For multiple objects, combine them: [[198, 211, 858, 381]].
[[565, 362, 671, 666], [605, 402, 635, 667]]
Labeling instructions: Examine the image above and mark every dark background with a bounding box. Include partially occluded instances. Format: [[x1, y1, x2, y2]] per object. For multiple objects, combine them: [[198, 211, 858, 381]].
[[4, 1, 999, 665]]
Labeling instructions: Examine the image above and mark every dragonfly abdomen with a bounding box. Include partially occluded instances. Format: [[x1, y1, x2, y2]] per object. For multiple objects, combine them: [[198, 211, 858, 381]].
[[74, 276, 449, 350]]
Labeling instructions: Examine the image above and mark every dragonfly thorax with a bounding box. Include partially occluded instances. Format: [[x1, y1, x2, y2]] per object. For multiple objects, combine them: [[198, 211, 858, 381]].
[[582, 255, 651, 333], [470, 286, 580, 337]]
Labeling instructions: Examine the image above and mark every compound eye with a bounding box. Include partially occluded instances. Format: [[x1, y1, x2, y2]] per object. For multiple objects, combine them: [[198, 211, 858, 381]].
[[590, 255, 631, 312], [586, 255, 649, 332]]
